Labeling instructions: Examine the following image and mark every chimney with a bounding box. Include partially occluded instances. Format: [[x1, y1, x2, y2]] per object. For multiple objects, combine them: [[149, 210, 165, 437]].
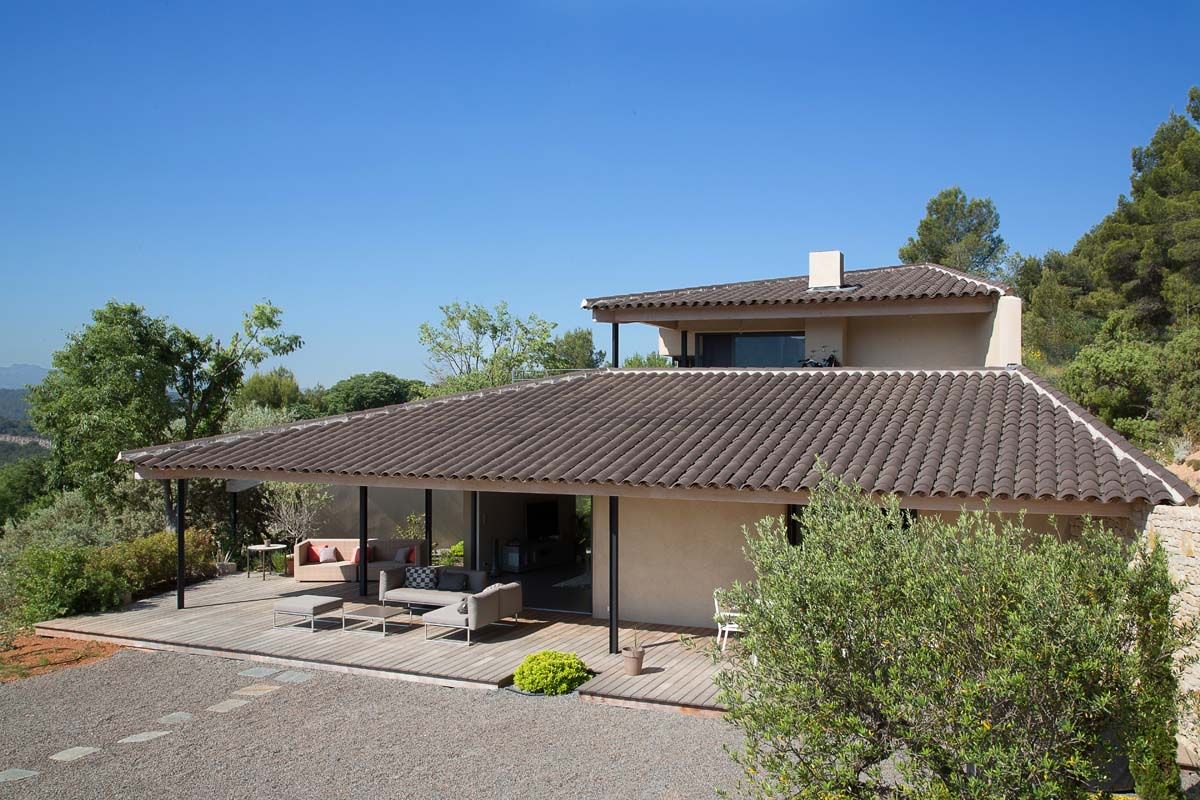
[[808, 250, 844, 289]]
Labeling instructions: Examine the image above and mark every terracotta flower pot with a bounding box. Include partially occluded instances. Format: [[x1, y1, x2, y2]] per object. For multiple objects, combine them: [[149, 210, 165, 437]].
[[621, 647, 645, 676], [284, 554, 295, 577]]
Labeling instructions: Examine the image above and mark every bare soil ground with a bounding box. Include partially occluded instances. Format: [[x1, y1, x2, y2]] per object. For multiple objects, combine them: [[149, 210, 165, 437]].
[[0, 635, 121, 683]]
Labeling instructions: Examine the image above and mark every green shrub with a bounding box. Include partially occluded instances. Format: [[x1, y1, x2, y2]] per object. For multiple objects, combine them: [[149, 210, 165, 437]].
[[5, 543, 101, 626], [717, 472, 1190, 800], [1126, 543, 1189, 800], [512, 650, 590, 696], [434, 540, 465, 567], [1, 529, 218, 630]]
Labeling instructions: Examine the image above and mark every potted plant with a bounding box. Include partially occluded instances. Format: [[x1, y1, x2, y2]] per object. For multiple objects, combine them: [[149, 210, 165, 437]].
[[215, 549, 238, 576], [621, 625, 645, 676]]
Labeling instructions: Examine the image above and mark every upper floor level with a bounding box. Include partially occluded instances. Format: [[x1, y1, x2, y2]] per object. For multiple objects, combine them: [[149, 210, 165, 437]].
[[582, 251, 1022, 370]]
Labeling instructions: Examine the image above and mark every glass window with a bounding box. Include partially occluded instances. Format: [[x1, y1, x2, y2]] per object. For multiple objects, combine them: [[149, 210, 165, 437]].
[[698, 333, 806, 368]]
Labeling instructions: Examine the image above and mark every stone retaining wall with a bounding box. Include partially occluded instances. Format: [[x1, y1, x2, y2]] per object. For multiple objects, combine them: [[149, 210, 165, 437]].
[[1142, 504, 1200, 766]]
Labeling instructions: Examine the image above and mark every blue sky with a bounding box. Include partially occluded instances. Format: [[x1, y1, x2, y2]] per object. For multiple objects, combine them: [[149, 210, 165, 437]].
[[1, 1, 1197, 386]]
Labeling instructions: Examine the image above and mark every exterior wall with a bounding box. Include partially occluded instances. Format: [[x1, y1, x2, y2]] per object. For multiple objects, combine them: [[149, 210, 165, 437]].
[[1141, 504, 1200, 766], [319, 486, 470, 548], [592, 496, 783, 629], [805, 317, 846, 363], [845, 313, 994, 368], [984, 295, 1023, 367], [653, 304, 1018, 370]]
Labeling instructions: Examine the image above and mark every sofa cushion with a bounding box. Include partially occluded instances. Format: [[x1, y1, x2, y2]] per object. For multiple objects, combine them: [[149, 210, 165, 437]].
[[351, 545, 375, 565], [443, 568, 488, 593], [305, 542, 320, 564], [393, 546, 411, 564], [274, 594, 343, 616], [436, 571, 468, 592], [317, 545, 339, 564], [383, 587, 464, 607], [405, 566, 440, 590], [423, 604, 467, 627]]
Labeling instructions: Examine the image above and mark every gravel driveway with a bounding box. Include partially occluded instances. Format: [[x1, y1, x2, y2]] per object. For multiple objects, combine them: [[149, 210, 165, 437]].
[[0, 649, 743, 800]]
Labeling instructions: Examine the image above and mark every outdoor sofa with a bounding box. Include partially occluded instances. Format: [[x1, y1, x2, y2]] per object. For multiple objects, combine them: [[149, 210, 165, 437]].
[[377, 565, 488, 606], [379, 565, 523, 645], [294, 537, 424, 582], [422, 582, 523, 645]]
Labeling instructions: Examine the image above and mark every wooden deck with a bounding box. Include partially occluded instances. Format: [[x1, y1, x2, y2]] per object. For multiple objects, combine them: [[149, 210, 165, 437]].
[[34, 574, 724, 714]]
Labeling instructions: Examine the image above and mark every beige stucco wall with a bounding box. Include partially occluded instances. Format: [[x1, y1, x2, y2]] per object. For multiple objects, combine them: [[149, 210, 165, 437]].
[[845, 313, 995, 368], [805, 317, 846, 362], [984, 295, 1023, 366], [592, 496, 783, 629]]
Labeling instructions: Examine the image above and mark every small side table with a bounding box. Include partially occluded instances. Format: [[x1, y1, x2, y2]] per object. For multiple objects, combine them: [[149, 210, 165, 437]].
[[247, 543, 287, 581]]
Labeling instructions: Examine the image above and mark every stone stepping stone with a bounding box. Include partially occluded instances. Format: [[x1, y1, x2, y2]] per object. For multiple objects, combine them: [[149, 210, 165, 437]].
[[206, 699, 250, 713], [273, 670, 312, 684], [157, 712, 194, 725], [0, 768, 37, 783], [234, 683, 280, 697], [238, 666, 281, 678], [49, 747, 99, 762], [118, 731, 170, 744]]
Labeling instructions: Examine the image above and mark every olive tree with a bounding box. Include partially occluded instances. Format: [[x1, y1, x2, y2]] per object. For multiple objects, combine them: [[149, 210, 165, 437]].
[[717, 474, 1190, 799]]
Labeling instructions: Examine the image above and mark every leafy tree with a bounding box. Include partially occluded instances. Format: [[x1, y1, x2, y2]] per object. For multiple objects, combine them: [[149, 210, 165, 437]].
[[262, 482, 332, 546], [238, 367, 301, 409], [27, 301, 301, 501], [622, 352, 673, 368], [1061, 312, 1162, 447], [718, 472, 1189, 799], [1023, 267, 1096, 363], [166, 302, 303, 441], [28, 303, 176, 498], [418, 301, 556, 388], [0, 455, 50, 524], [546, 327, 605, 370], [899, 186, 1008, 279], [1068, 86, 1200, 331], [324, 371, 424, 413], [1155, 325, 1200, 437]]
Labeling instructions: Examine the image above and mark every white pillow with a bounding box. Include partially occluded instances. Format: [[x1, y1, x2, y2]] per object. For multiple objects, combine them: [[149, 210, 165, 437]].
[[317, 545, 339, 564]]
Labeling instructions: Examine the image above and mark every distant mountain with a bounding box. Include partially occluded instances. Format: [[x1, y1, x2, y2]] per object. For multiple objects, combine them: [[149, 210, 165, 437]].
[[0, 388, 35, 436], [0, 364, 49, 390]]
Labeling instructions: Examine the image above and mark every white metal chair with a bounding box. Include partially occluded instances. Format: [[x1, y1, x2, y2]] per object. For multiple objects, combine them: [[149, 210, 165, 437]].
[[714, 591, 744, 651]]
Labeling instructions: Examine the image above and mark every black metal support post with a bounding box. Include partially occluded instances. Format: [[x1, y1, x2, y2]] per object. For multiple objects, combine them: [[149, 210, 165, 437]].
[[229, 488, 239, 553], [470, 491, 480, 570], [358, 486, 368, 596], [680, 329, 688, 368], [609, 495, 619, 654], [175, 478, 187, 609], [424, 489, 433, 566], [610, 322, 620, 368], [786, 503, 799, 546]]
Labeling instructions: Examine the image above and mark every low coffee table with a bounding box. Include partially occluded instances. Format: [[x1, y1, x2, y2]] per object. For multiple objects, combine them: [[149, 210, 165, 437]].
[[342, 605, 411, 637]]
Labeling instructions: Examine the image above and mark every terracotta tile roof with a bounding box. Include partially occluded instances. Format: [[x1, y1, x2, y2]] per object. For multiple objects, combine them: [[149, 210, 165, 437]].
[[121, 368, 1192, 507], [582, 263, 1010, 311]]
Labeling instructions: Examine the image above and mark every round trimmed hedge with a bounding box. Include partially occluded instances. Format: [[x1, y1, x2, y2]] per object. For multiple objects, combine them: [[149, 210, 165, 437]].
[[512, 650, 590, 696]]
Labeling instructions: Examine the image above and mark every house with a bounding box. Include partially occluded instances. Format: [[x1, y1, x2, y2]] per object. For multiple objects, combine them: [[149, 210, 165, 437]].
[[117, 251, 1198, 650]]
